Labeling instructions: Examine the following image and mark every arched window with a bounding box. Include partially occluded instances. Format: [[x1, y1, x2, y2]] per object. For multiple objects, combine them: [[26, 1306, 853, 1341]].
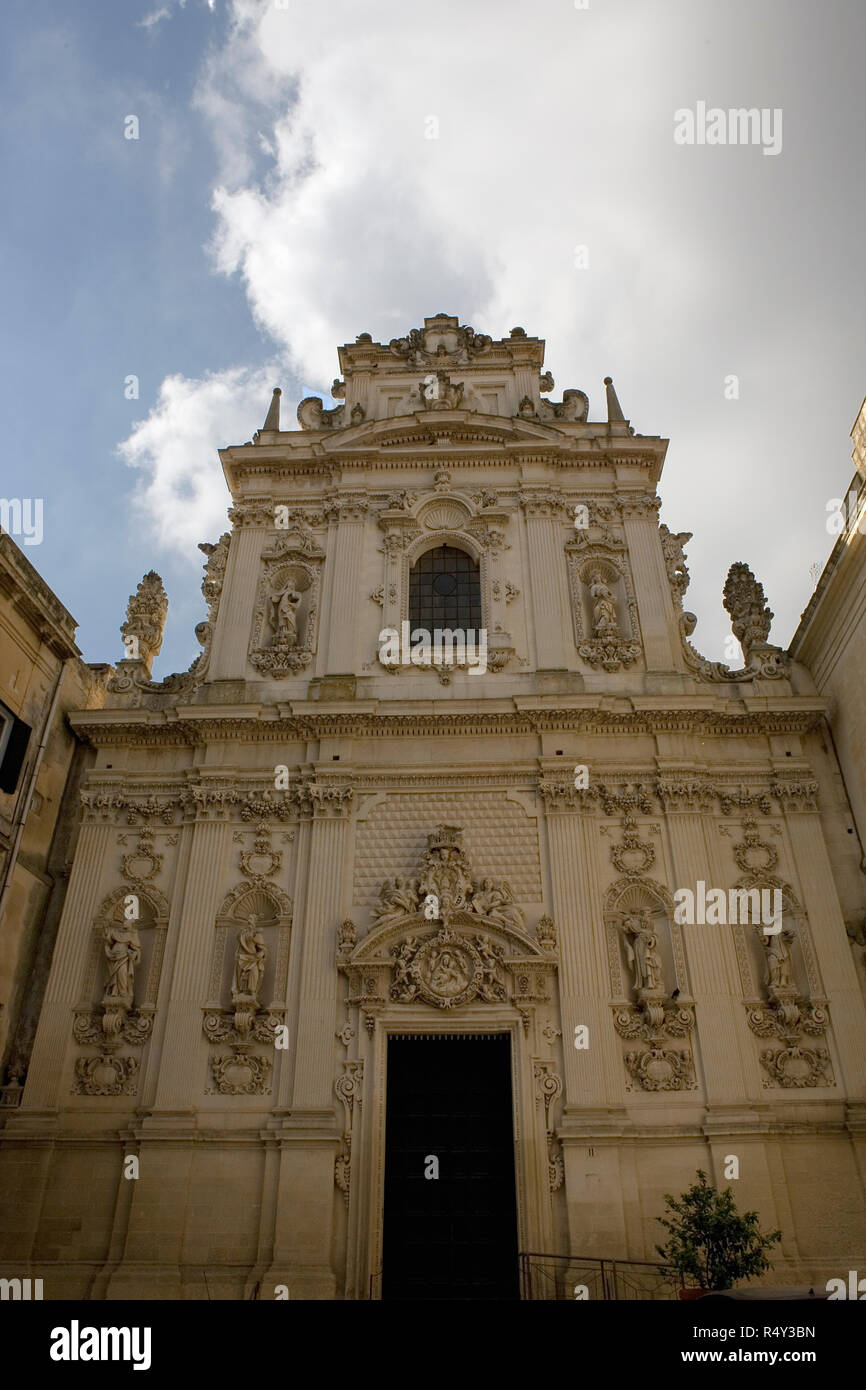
[[409, 545, 482, 629]]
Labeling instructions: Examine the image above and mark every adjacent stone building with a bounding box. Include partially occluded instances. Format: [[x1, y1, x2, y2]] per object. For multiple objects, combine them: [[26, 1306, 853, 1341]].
[[790, 398, 866, 1038], [0, 533, 107, 1107], [1, 316, 864, 1299]]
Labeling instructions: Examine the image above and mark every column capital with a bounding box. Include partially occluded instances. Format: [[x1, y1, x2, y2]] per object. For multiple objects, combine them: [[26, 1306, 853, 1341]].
[[517, 487, 562, 518], [324, 492, 370, 523], [228, 496, 276, 528]]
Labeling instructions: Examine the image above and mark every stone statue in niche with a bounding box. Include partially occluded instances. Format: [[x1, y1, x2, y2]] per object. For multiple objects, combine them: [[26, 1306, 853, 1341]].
[[232, 915, 268, 1004], [230, 914, 268, 1038], [589, 572, 619, 636], [269, 584, 302, 648], [763, 926, 794, 991], [623, 913, 663, 994], [102, 921, 141, 1003], [101, 919, 142, 1036]]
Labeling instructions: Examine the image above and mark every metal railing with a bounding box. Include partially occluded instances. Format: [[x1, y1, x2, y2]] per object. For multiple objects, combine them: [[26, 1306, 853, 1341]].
[[369, 1255, 683, 1299], [519, 1252, 684, 1300]]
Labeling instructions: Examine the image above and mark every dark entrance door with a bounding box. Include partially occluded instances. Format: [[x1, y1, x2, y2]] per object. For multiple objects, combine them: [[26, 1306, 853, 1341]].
[[382, 1033, 519, 1300]]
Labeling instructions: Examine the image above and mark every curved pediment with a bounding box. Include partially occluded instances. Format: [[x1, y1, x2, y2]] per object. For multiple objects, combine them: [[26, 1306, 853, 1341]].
[[349, 908, 545, 966], [316, 410, 576, 454]]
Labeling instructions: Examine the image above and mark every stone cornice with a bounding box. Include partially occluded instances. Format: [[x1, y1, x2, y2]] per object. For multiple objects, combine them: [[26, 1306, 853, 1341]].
[[0, 533, 81, 659], [68, 697, 827, 748]]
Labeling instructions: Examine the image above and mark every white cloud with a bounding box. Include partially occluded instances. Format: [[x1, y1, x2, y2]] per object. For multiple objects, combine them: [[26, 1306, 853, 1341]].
[[118, 364, 283, 557], [138, 1, 185, 31], [121, 0, 861, 655]]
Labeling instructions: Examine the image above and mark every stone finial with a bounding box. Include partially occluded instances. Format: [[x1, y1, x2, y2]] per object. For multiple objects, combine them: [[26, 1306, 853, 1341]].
[[262, 387, 281, 432], [120, 571, 168, 674], [722, 562, 774, 660], [604, 376, 626, 423]]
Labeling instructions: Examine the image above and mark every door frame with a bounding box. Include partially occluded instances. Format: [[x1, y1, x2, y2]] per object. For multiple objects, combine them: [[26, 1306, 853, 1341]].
[[344, 1006, 555, 1299]]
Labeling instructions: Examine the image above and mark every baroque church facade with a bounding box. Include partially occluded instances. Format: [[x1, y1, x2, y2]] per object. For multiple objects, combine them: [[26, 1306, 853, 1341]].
[[2, 315, 865, 1299]]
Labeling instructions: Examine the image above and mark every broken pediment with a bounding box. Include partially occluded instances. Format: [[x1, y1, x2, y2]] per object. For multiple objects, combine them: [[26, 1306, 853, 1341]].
[[337, 825, 556, 1012]]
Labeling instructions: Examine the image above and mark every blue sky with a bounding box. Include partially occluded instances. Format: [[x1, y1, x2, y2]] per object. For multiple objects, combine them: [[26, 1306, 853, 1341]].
[[2, 0, 864, 675]]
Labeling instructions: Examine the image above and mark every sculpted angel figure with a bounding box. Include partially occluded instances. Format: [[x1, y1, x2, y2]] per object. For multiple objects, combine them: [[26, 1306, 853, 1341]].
[[232, 915, 267, 1002], [269, 584, 301, 646], [471, 877, 525, 931], [390, 937, 418, 999], [589, 573, 619, 635], [475, 933, 506, 998], [102, 921, 141, 1001], [372, 876, 419, 929], [623, 913, 663, 994]]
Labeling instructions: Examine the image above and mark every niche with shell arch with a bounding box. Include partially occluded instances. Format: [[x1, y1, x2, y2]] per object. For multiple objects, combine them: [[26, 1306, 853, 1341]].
[[202, 881, 293, 1045], [248, 527, 325, 678], [731, 878, 823, 1006], [566, 549, 642, 671], [73, 884, 170, 1046], [604, 877, 690, 1006], [731, 877, 834, 1088]]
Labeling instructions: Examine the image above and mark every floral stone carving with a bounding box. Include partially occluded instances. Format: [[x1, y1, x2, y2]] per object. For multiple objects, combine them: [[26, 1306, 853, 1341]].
[[339, 825, 557, 1021], [207, 1047, 272, 1095], [390, 927, 507, 1008], [624, 1047, 696, 1092], [74, 1054, 140, 1096]]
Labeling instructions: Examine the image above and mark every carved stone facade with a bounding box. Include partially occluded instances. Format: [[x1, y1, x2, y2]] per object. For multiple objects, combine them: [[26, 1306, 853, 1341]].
[[1, 317, 865, 1301]]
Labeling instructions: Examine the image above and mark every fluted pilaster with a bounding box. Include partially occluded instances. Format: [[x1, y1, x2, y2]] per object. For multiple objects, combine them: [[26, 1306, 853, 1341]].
[[209, 520, 266, 678], [21, 820, 114, 1110], [291, 812, 351, 1111], [519, 491, 568, 669], [544, 800, 621, 1108], [620, 498, 677, 670], [153, 818, 229, 1109]]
